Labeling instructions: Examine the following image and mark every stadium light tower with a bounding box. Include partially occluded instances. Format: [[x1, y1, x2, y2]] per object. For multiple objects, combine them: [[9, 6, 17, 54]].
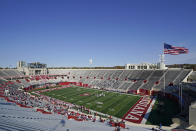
[[159, 54, 166, 96], [89, 58, 93, 67], [159, 54, 166, 70]]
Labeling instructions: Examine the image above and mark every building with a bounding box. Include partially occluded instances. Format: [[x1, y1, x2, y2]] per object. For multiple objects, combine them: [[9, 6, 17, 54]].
[[17, 61, 26, 68], [17, 61, 48, 75], [125, 54, 167, 70], [125, 63, 157, 70]]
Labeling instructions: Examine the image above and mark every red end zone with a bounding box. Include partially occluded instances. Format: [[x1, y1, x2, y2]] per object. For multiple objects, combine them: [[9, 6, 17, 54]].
[[122, 96, 153, 124]]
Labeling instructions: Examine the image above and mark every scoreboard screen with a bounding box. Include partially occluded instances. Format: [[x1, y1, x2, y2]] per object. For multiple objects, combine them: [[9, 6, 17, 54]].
[[27, 62, 47, 68]]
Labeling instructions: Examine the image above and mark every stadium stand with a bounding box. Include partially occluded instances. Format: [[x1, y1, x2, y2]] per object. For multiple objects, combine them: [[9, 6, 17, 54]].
[[0, 68, 194, 130], [49, 69, 191, 94], [0, 69, 24, 78], [0, 76, 156, 131], [0, 69, 192, 95]]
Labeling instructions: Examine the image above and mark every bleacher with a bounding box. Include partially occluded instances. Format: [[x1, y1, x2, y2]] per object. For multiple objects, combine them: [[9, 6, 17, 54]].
[[0, 68, 192, 95], [140, 70, 164, 90], [0, 98, 120, 131], [0, 68, 193, 130], [174, 69, 191, 84], [0, 77, 153, 131], [0, 69, 24, 78], [48, 69, 192, 95]]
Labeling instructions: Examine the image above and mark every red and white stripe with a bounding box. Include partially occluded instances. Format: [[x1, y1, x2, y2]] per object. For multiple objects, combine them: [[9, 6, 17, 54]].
[[164, 47, 188, 55]]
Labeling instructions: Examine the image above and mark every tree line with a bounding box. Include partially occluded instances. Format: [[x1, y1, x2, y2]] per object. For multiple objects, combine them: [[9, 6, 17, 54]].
[[167, 64, 196, 71]]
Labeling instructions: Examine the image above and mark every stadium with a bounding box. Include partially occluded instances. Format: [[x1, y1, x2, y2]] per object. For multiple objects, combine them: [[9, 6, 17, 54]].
[[1, 0, 196, 131], [1, 57, 196, 131]]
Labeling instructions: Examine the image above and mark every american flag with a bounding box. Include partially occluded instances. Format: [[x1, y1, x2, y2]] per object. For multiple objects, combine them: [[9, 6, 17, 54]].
[[164, 43, 188, 55]]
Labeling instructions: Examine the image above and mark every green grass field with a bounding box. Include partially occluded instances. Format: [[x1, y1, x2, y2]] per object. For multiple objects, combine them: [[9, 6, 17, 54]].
[[146, 96, 180, 126], [40, 86, 141, 118]]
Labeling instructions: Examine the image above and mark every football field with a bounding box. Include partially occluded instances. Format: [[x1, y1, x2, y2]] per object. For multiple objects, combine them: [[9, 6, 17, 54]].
[[41, 86, 141, 118]]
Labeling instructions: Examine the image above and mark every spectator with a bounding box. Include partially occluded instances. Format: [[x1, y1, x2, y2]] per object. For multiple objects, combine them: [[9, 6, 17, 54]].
[[159, 123, 162, 130], [60, 119, 66, 127]]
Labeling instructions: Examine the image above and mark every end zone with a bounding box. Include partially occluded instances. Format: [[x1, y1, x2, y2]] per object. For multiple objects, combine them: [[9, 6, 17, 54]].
[[122, 96, 153, 124]]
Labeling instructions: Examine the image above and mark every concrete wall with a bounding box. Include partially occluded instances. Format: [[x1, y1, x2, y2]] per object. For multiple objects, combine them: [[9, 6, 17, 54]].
[[189, 103, 196, 126]]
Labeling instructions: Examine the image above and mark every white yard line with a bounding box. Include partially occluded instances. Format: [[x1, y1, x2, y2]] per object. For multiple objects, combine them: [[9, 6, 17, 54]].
[[141, 97, 156, 124]]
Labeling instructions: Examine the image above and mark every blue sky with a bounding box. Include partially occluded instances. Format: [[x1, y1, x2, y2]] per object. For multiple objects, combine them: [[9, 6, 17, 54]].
[[0, 0, 196, 67]]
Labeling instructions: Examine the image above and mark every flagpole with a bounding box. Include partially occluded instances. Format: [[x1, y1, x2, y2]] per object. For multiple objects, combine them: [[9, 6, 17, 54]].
[[164, 70, 165, 96], [163, 43, 165, 96], [181, 83, 182, 112], [179, 83, 180, 109], [164, 43, 188, 112]]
